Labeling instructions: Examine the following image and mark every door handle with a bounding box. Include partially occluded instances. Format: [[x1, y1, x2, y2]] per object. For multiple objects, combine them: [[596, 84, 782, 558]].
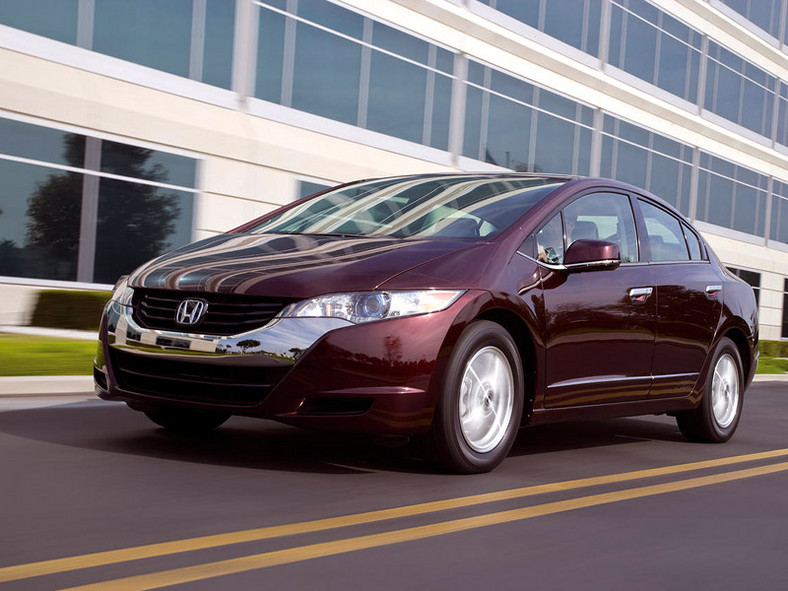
[[705, 284, 722, 298], [628, 287, 653, 304]]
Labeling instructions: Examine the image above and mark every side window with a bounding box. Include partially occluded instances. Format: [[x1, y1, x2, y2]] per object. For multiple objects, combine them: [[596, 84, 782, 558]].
[[563, 192, 639, 263], [536, 213, 564, 265], [682, 224, 703, 260], [639, 199, 690, 262]]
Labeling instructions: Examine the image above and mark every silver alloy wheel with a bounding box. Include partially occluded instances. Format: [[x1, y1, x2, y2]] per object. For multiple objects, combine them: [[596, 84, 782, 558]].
[[458, 345, 514, 453], [711, 353, 740, 429]]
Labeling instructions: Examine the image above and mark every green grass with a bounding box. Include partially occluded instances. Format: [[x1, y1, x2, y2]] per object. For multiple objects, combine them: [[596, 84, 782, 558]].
[[0, 334, 97, 376], [757, 355, 788, 375], [0, 333, 786, 377]]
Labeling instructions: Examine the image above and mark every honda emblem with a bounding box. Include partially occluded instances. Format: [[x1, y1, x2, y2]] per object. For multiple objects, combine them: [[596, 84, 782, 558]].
[[175, 298, 207, 326]]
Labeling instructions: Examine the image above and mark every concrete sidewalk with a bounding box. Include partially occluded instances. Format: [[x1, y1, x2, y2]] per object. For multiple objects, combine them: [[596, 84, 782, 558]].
[[0, 325, 98, 340]]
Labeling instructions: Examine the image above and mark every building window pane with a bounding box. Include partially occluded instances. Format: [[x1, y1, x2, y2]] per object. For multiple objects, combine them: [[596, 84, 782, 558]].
[[726, 267, 761, 304], [600, 115, 693, 215], [484, 94, 532, 170], [291, 24, 361, 125], [202, 0, 235, 89], [718, 0, 782, 41], [297, 180, 331, 200], [772, 186, 788, 245], [0, 159, 81, 281], [486, 0, 601, 56], [297, 0, 363, 39], [0, 0, 78, 45], [463, 86, 484, 161], [256, 6, 286, 103], [464, 61, 591, 173], [704, 41, 775, 138], [93, 180, 194, 284], [430, 73, 453, 151], [533, 112, 577, 173], [783, 279, 788, 339], [0, 119, 86, 167], [367, 52, 427, 144], [93, 0, 193, 77], [100, 141, 196, 189]]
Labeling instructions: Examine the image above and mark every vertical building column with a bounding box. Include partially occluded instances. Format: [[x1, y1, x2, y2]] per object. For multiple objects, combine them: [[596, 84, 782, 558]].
[[696, 35, 710, 116], [688, 147, 701, 223], [76, 0, 94, 49], [280, 0, 298, 108], [232, 0, 259, 106], [423, 45, 437, 147], [357, 18, 372, 129], [190, 0, 207, 82], [76, 137, 101, 283], [589, 109, 603, 178], [598, 0, 612, 69], [448, 53, 468, 168], [765, 176, 774, 247]]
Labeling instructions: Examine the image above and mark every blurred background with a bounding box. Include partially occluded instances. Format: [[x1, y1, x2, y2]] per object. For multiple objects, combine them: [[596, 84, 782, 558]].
[[0, 0, 786, 347]]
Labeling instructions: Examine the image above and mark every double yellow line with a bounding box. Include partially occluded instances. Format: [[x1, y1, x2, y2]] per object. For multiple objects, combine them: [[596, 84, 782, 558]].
[[3, 449, 788, 590]]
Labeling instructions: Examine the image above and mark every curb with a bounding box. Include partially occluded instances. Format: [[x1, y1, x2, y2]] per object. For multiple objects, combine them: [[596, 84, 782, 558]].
[[0, 376, 95, 396]]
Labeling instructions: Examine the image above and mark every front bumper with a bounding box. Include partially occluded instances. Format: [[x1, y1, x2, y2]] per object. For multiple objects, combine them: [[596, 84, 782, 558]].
[[95, 293, 479, 434]]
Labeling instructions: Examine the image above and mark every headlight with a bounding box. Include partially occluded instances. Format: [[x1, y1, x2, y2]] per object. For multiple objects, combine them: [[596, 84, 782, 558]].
[[279, 290, 465, 324], [110, 275, 134, 306]]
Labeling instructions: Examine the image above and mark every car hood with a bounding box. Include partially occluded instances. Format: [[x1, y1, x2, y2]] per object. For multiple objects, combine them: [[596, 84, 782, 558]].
[[128, 233, 479, 298]]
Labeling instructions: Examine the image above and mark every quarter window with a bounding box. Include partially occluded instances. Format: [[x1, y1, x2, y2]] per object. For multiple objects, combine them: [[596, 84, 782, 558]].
[[638, 199, 689, 262], [682, 224, 703, 260], [536, 213, 564, 265], [563, 192, 639, 262]]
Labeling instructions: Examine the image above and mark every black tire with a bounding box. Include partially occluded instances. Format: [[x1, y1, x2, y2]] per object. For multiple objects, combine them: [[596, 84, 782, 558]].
[[676, 337, 744, 443], [144, 407, 230, 434], [427, 320, 524, 474]]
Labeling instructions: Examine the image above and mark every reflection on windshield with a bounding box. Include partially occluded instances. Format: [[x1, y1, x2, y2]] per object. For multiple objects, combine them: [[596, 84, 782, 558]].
[[249, 175, 566, 240]]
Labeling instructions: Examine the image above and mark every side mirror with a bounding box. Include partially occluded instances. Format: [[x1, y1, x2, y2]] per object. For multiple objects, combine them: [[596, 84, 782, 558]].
[[564, 239, 620, 272]]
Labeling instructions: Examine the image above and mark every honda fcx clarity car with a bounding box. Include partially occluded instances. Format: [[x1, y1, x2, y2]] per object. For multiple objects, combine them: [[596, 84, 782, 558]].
[[95, 174, 758, 473]]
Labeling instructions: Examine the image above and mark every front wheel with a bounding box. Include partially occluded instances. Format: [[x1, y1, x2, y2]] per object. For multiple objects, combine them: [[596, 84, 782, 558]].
[[143, 407, 230, 434], [676, 337, 744, 443], [427, 321, 524, 473]]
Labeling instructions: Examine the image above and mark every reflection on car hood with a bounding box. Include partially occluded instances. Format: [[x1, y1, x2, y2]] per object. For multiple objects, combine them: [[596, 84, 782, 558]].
[[128, 233, 478, 298]]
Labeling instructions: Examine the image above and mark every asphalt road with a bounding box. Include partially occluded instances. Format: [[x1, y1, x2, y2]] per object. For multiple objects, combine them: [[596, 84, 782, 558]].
[[0, 382, 786, 590]]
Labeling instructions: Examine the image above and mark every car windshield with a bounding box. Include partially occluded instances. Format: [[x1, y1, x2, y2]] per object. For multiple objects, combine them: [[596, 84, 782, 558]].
[[246, 175, 567, 240]]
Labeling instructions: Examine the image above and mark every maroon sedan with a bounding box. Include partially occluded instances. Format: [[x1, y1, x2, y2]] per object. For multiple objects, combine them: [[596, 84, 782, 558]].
[[95, 174, 758, 473]]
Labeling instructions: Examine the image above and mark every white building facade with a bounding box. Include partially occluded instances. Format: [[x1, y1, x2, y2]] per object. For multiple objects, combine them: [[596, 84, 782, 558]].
[[0, 0, 786, 340]]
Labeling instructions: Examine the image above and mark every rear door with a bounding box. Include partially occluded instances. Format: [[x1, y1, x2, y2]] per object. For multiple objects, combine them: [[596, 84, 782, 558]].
[[635, 198, 722, 398]]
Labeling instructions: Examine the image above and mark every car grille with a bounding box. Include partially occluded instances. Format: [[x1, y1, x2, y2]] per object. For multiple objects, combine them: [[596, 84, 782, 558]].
[[132, 289, 293, 336], [109, 348, 289, 406]]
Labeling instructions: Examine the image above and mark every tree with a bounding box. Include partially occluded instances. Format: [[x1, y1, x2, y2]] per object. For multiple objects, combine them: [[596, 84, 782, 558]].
[[25, 134, 181, 283]]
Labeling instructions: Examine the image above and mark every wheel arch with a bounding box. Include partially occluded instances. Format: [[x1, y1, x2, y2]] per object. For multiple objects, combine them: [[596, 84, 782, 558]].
[[721, 326, 753, 387], [476, 307, 538, 424]]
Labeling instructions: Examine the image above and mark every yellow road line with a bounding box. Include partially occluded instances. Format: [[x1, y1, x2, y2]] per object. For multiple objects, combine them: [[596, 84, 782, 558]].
[[60, 461, 788, 591], [1, 448, 787, 584]]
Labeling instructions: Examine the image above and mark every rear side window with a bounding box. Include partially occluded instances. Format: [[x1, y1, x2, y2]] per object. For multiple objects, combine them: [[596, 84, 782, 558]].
[[639, 199, 689, 262]]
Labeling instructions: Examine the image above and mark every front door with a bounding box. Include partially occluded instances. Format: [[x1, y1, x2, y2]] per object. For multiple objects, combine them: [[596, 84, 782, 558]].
[[538, 191, 656, 408]]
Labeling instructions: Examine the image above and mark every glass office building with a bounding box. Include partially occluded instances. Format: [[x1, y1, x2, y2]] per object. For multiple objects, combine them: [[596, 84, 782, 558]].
[[0, 0, 786, 339]]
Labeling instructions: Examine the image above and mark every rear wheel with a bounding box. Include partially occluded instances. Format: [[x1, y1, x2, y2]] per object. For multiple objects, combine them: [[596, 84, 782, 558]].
[[676, 337, 743, 443], [144, 407, 230, 434], [428, 321, 524, 473]]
